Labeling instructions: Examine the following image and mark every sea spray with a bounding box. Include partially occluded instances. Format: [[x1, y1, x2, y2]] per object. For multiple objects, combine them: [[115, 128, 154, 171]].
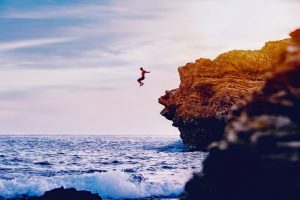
[[0, 136, 206, 199], [0, 172, 184, 199]]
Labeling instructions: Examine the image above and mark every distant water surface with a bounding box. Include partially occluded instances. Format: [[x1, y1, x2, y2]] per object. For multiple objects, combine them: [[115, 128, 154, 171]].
[[0, 135, 206, 199]]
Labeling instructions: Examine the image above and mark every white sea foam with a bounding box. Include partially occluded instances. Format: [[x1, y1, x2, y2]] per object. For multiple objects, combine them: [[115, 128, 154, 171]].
[[0, 136, 205, 199], [0, 171, 185, 199]]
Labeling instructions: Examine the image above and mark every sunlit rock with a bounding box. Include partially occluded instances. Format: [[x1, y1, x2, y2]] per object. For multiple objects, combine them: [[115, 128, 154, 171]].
[[181, 29, 300, 200], [159, 39, 290, 150]]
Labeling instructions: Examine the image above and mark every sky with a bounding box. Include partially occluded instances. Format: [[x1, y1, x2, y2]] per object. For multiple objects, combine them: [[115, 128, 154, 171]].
[[0, 0, 299, 135]]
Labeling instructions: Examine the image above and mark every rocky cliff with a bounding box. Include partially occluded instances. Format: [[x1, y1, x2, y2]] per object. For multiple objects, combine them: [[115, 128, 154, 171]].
[[159, 39, 291, 150], [181, 29, 300, 200]]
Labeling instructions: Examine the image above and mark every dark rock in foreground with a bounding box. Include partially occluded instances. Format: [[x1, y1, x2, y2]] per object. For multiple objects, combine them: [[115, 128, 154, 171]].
[[2, 187, 101, 200], [159, 39, 290, 151], [31, 187, 101, 200], [181, 29, 300, 200]]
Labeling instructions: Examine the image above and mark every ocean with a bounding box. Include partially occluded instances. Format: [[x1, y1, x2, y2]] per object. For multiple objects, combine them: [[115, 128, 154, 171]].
[[0, 135, 206, 199]]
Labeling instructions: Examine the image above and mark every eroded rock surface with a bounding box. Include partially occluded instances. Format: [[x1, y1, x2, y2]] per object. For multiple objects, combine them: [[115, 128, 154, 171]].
[[159, 39, 290, 150], [181, 29, 300, 200]]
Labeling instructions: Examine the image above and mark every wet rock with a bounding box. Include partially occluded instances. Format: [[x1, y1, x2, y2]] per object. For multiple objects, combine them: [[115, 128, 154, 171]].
[[12, 187, 102, 200], [37, 187, 101, 200], [181, 29, 300, 200], [159, 39, 290, 150]]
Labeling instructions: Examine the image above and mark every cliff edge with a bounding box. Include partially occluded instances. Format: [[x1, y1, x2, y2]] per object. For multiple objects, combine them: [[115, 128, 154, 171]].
[[181, 29, 300, 200], [159, 39, 290, 150]]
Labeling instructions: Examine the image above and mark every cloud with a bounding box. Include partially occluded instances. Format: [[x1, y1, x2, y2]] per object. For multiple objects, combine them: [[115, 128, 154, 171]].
[[0, 90, 36, 101], [0, 0, 300, 134], [0, 2, 165, 20], [0, 37, 75, 52], [0, 84, 115, 101]]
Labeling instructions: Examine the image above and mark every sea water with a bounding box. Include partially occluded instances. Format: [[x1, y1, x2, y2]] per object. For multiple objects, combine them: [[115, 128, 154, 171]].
[[0, 135, 206, 199]]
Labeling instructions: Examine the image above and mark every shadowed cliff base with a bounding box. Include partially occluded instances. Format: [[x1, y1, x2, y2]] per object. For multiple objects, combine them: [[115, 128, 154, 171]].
[[181, 29, 300, 200], [159, 38, 291, 151]]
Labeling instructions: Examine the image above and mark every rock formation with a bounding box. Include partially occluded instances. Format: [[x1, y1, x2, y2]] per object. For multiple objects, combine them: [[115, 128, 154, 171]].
[[181, 29, 300, 200], [4, 187, 102, 200], [31, 187, 102, 200], [159, 39, 291, 150]]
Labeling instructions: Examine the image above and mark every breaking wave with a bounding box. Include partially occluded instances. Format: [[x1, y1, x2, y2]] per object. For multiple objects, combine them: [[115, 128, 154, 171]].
[[0, 171, 184, 199]]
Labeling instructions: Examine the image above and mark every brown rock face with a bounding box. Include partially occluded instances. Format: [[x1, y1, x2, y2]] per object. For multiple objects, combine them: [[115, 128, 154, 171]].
[[226, 30, 300, 144], [181, 29, 300, 200], [159, 39, 290, 150]]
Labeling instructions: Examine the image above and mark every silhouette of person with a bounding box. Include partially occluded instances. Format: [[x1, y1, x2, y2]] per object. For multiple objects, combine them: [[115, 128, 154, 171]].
[[137, 67, 150, 86]]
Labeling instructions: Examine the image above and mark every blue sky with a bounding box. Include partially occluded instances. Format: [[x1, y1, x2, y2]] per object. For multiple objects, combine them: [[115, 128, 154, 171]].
[[0, 0, 299, 135]]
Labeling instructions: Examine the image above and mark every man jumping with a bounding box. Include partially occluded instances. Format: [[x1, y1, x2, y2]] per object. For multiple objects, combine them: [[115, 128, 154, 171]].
[[137, 67, 151, 86]]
